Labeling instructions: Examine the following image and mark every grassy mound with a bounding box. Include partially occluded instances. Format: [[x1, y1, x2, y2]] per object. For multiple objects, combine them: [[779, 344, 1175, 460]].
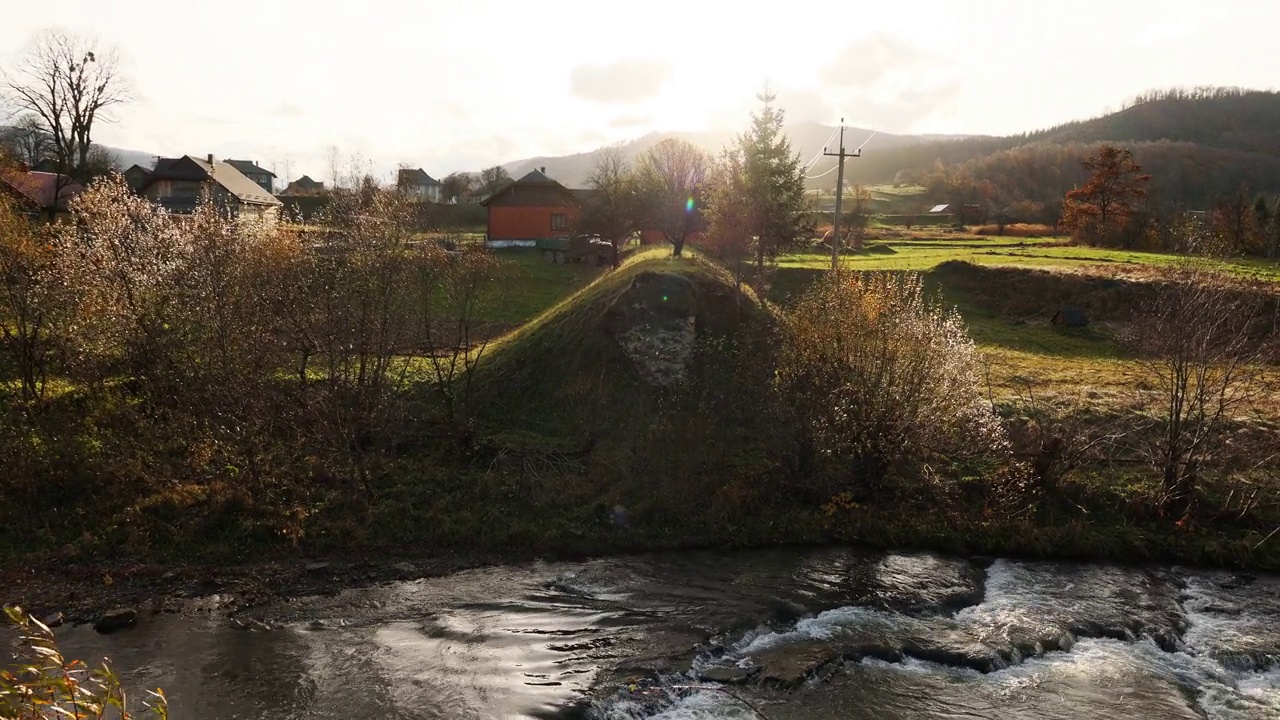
[[440, 249, 797, 545], [471, 249, 779, 438]]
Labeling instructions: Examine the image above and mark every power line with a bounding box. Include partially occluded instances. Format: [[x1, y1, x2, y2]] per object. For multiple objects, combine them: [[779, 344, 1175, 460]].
[[802, 126, 840, 170], [805, 164, 839, 180]]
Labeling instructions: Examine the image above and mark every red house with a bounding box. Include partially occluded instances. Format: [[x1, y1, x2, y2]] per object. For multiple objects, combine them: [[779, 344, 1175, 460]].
[[0, 165, 84, 221], [481, 168, 580, 247]]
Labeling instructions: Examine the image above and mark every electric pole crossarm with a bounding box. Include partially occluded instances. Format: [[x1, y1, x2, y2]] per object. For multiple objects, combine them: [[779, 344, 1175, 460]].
[[824, 119, 861, 272]]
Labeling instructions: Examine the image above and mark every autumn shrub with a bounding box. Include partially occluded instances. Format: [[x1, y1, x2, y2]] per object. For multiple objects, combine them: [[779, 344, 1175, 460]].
[[776, 271, 1008, 497], [1, 606, 167, 719], [973, 223, 1057, 238], [0, 197, 55, 403]]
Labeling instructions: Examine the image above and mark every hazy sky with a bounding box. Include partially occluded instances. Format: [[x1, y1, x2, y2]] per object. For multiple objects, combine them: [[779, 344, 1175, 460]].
[[3, 0, 1276, 183]]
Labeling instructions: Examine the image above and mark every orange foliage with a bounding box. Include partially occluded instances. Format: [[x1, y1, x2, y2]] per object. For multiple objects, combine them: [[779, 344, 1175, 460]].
[[973, 223, 1058, 237]]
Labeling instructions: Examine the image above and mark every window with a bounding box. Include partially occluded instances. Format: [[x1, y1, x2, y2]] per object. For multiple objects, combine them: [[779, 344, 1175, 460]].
[[551, 213, 568, 231]]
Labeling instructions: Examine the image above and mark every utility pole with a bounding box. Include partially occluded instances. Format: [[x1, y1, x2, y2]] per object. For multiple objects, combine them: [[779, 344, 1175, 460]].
[[823, 119, 861, 272]]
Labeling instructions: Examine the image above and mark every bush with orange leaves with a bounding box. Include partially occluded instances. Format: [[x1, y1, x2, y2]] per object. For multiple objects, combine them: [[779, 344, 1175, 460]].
[[776, 270, 1008, 496]]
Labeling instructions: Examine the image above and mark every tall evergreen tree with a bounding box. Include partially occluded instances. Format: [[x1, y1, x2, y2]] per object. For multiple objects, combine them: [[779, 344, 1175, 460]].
[[735, 90, 810, 288]]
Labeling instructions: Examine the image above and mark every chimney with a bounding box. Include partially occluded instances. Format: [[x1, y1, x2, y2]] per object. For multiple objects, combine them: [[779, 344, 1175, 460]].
[[17, 161, 30, 173], [540, 166, 546, 174], [207, 153, 215, 165]]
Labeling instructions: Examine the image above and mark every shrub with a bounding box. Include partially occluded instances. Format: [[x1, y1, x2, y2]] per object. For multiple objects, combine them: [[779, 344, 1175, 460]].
[[1, 606, 167, 719], [777, 271, 1007, 494], [973, 223, 1057, 237]]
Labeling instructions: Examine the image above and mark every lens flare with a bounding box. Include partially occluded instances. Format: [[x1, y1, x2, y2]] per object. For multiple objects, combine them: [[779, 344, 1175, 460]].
[[685, 196, 695, 212]]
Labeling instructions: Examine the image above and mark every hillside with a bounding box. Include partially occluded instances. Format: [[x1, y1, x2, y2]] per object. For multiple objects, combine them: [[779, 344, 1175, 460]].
[[505, 88, 1280, 209], [850, 88, 1280, 210], [502, 122, 977, 189]]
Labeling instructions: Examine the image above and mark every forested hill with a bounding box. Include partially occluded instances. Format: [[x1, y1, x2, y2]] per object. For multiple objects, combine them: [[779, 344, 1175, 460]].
[[844, 88, 1280, 217], [502, 88, 1280, 213], [1031, 88, 1280, 153]]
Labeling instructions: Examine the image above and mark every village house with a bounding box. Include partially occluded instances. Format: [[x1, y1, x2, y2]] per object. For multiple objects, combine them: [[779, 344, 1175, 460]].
[[225, 159, 277, 193], [480, 168, 579, 247], [0, 164, 84, 221], [126, 154, 282, 222], [396, 168, 442, 202], [281, 175, 325, 196]]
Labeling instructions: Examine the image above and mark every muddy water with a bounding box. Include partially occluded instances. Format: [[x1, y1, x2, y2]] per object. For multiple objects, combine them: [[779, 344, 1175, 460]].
[[53, 547, 1279, 719]]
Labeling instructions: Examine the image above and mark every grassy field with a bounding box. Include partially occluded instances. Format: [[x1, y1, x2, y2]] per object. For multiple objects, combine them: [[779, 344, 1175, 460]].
[[778, 233, 1280, 281], [476, 235, 1279, 415]]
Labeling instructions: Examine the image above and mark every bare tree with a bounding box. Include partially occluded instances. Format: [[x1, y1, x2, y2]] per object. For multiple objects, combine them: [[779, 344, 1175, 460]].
[[326, 145, 342, 189], [1130, 260, 1271, 520], [441, 171, 477, 204], [477, 165, 512, 200], [1, 115, 53, 166], [632, 138, 708, 257], [3, 30, 130, 179], [840, 184, 873, 252], [578, 148, 636, 268]]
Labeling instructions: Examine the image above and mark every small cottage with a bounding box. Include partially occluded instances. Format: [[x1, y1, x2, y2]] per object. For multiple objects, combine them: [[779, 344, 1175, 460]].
[[481, 168, 579, 247]]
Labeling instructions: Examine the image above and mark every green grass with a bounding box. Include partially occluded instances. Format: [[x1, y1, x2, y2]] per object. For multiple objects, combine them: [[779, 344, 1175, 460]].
[[479, 249, 608, 328], [778, 234, 1280, 281]]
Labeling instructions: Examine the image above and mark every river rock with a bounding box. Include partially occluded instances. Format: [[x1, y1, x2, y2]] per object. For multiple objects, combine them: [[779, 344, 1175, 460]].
[[41, 612, 65, 628], [751, 640, 841, 688], [233, 618, 272, 632], [392, 562, 417, 577], [94, 608, 137, 634], [902, 634, 1004, 673], [305, 562, 331, 576], [699, 665, 760, 684]]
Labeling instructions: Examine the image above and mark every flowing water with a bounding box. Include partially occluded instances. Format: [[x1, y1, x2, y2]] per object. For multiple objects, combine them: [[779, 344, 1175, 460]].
[[52, 547, 1279, 719]]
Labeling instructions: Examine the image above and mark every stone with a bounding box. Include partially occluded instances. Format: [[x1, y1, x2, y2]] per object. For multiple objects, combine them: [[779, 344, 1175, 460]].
[[40, 612, 65, 629], [392, 562, 417, 577], [160, 570, 179, 582], [750, 640, 841, 688], [93, 608, 137, 634], [698, 665, 759, 684], [305, 562, 331, 575]]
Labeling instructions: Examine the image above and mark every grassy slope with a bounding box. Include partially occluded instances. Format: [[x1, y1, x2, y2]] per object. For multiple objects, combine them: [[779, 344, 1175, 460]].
[[361, 248, 801, 557], [433, 248, 1278, 570]]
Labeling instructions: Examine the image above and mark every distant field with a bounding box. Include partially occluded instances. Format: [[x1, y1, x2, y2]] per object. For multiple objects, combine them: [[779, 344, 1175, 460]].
[[778, 234, 1280, 282]]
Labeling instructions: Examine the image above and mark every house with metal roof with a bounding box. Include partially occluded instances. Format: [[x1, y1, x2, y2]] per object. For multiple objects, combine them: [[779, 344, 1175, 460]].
[[127, 154, 282, 222], [0, 166, 84, 221]]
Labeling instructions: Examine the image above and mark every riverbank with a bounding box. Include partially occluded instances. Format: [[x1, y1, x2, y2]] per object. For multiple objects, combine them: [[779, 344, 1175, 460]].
[[6, 502, 1276, 630], [3, 251, 1278, 626]]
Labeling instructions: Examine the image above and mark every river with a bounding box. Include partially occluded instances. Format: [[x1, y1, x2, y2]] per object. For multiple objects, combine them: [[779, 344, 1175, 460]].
[[53, 547, 1279, 719]]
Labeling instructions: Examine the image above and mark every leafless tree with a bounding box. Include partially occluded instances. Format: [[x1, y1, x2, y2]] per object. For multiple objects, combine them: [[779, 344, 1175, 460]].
[[440, 172, 477, 204], [477, 165, 512, 201], [1129, 261, 1273, 520], [632, 138, 708, 257], [1, 115, 53, 166], [578, 148, 636, 268], [326, 145, 342, 189], [2, 30, 130, 179]]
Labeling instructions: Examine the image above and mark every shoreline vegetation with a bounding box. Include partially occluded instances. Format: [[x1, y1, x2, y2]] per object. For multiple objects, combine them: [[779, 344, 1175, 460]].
[[2, 139, 1278, 629], [3, 204, 1278, 623]]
